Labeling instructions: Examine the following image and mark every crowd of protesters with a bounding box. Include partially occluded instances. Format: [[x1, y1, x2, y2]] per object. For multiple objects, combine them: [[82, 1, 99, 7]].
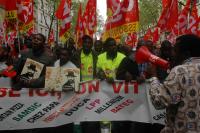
[[1, 33, 200, 133]]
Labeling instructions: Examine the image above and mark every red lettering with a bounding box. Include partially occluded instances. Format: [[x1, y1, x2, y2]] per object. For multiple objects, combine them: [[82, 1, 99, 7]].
[[9, 90, 20, 97], [112, 82, 123, 93], [0, 89, 21, 97], [110, 99, 134, 113], [133, 83, 138, 94], [122, 101, 129, 106], [115, 105, 124, 111], [86, 106, 93, 110], [29, 89, 34, 97], [35, 90, 48, 96], [88, 81, 100, 93], [110, 108, 117, 113], [127, 99, 134, 104], [95, 99, 100, 104], [86, 99, 100, 110], [130, 82, 138, 94], [0, 88, 7, 97], [124, 82, 129, 93], [79, 83, 86, 94]]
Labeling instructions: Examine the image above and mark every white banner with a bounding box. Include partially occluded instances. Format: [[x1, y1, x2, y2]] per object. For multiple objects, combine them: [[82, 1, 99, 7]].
[[145, 84, 166, 125], [0, 80, 165, 130]]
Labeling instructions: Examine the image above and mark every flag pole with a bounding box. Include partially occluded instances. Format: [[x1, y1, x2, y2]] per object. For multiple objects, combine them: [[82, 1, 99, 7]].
[[186, 0, 193, 31], [15, 0, 21, 55], [16, 17, 21, 54]]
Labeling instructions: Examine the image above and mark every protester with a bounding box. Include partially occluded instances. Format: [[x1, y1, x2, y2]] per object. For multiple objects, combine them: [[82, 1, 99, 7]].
[[96, 37, 126, 83], [65, 37, 77, 57], [116, 44, 139, 81], [96, 37, 126, 133], [71, 35, 99, 133], [12, 33, 56, 89], [72, 35, 97, 81], [24, 35, 33, 49], [54, 46, 77, 68], [52, 46, 76, 133], [147, 34, 200, 133], [94, 40, 103, 55], [157, 40, 174, 82]]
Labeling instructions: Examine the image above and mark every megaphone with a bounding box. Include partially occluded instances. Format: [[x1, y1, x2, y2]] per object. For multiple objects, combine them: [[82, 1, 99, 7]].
[[135, 46, 170, 70]]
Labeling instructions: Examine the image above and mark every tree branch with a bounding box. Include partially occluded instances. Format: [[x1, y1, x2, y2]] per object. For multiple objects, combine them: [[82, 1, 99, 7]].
[[40, 0, 50, 29]]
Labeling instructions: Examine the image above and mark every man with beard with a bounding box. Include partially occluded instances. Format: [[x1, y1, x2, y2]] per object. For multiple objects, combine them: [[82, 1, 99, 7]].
[[12, 33, 55, 89], [96, 37, 126, 83], [72, 35, 97, 81]]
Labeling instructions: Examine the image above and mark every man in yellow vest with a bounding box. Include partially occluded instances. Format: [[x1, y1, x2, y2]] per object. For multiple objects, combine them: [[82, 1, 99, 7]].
[[96, 37, 126, 82], [72, 35, 99, 133], [72, 35, 97, 82], [96, 37, 126, 133]]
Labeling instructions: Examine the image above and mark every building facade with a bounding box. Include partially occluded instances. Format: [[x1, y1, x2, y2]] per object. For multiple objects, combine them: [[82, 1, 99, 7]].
[[34, 0, 57, 41]]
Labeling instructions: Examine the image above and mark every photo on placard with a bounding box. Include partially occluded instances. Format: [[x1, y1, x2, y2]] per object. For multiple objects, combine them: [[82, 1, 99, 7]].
[[45, 67, 62, 91], [61, 68, 80, 92], [20, 58, 44, 80], [45, 67, 80, 91]]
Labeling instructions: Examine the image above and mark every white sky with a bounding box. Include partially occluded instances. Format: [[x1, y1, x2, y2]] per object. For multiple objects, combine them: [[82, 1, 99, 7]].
[[97, 0, 107, 21]]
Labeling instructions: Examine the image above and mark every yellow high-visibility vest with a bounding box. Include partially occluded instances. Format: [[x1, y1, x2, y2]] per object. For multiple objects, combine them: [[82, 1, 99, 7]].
[[81, 51, 94, 81], [97, 52, 125, 79]]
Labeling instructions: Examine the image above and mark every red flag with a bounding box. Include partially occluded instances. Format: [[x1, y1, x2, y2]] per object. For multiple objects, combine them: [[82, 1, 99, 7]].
[[55, 0, 65, 19], [5, 31, 17, 45], [17, 0, 33, 23], [75, 3, 82, 32], [5, 0, 17, 11], [17, 0, 34, 35], [173, 0, 191, 35], [186, 0, 198, 34], [103, 0, 139, 40], [143, 28, 152, 41], [122, 0, 139, 23], [4, 0, 17, 35], [167, 31, 176, 44], [55, 0, 72, 43], [125, 33, 137, 48], [5, 0, 17, 19], [75, 3, 84, 47], [82, 0, 96, 37], [157, 0, 178, 32], [0, 0, 5, 8], [152, 27, 159, 43], [162, 0, 168, 8], [105, 0, 139, 29]]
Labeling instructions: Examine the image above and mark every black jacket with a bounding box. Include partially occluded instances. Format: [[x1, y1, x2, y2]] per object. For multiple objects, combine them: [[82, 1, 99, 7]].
[[12, 48, 56, 89]]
